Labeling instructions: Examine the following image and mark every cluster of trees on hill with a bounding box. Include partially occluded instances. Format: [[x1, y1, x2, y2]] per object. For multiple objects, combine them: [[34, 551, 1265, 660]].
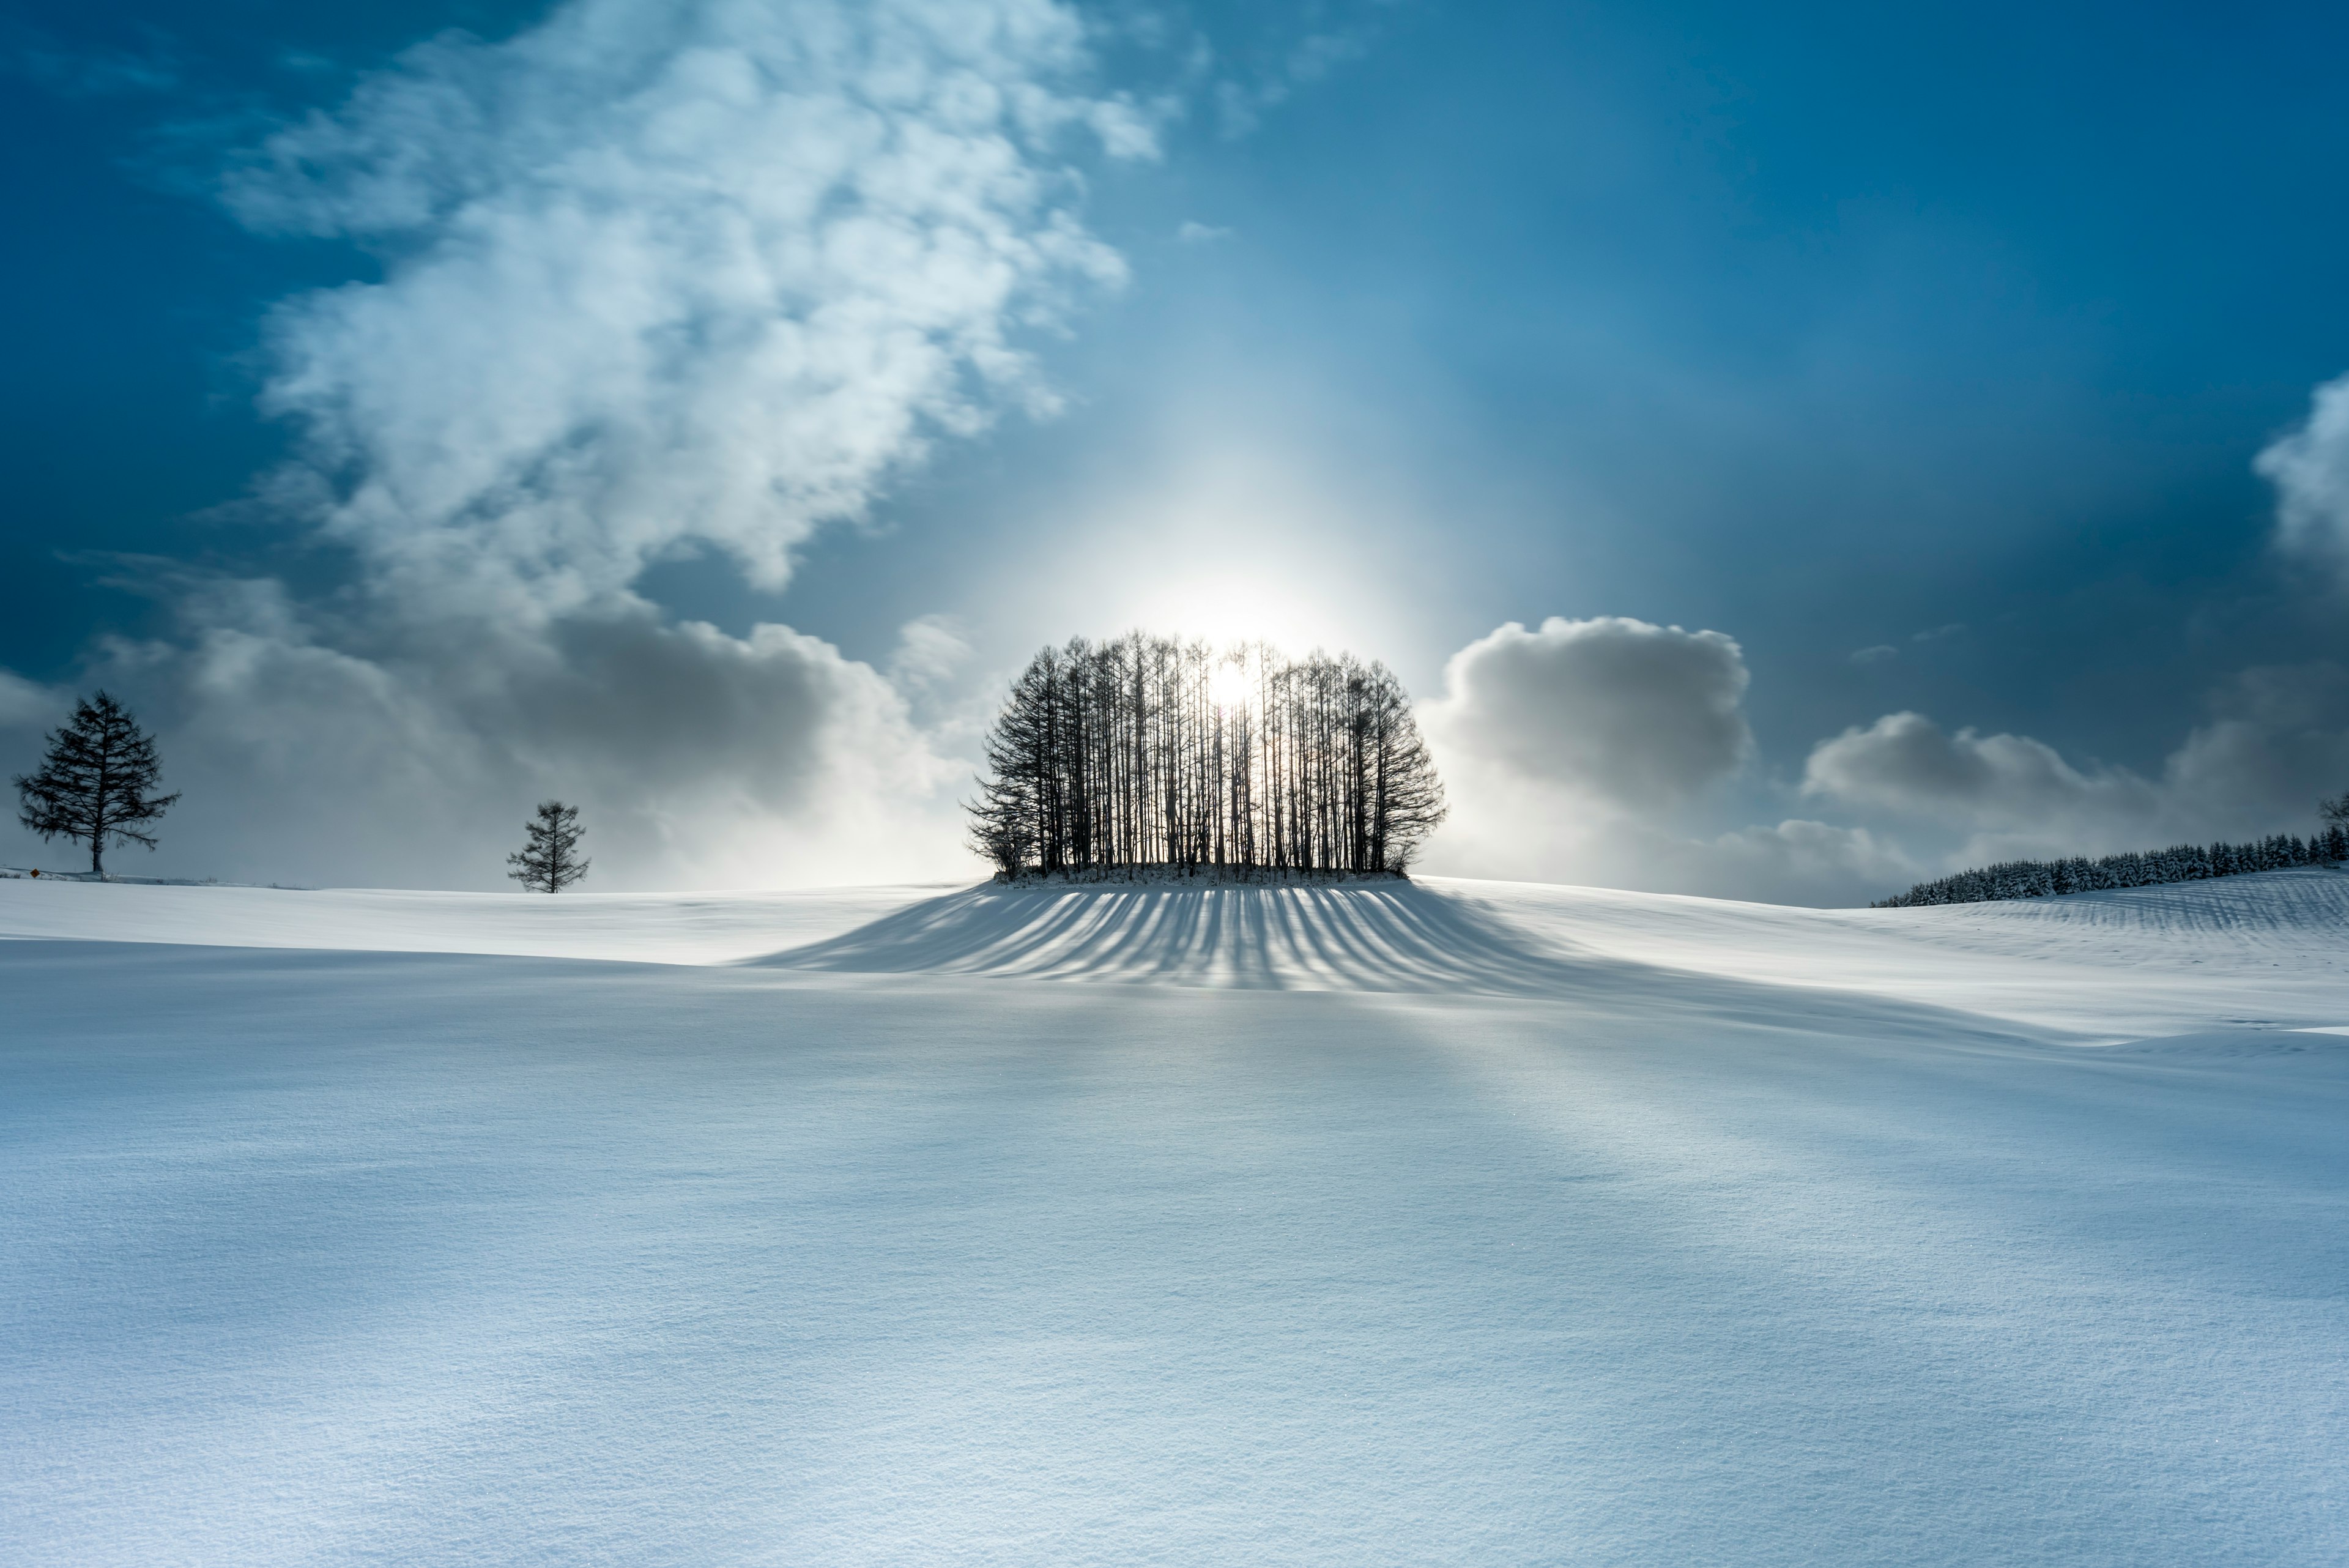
[[968, 633, 1446, 879], [1874, 827, 2349, 908]]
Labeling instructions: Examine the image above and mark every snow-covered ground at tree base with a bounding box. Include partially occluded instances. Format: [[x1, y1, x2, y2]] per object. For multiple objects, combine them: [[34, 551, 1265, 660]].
[[4, 869, 2346, 1565]]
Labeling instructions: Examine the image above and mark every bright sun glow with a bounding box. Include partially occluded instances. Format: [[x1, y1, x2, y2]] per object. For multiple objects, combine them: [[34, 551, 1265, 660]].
[[1050, 438, 1406, 664], [1208, 656, 1253, 710], [1116, 574, 1344, 663]]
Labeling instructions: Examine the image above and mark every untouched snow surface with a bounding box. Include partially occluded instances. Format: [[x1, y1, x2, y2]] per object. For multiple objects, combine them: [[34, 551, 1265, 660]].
[[4, 870, 2347, 1564]]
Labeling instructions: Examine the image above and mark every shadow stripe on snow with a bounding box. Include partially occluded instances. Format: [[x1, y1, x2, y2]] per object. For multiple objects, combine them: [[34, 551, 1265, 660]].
[[744, 880, 2052, 1044]]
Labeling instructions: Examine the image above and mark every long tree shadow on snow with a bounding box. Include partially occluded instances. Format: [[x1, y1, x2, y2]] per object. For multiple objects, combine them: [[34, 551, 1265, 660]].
[[749, 880, 2054, 1044]]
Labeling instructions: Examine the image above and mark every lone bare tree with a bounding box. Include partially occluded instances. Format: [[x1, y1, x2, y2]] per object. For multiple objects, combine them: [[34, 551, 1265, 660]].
[[14, 691, 180, 875], [507, 800, 590, 893], [2322, 792, 2349, 835]]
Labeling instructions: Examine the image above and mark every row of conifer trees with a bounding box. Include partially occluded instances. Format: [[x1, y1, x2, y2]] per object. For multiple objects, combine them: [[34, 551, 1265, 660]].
[[1873, 828, 2349, 907], [967, 633, 1447, 879]]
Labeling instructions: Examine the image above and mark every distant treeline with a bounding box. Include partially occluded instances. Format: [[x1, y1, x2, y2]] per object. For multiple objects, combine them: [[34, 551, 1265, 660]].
[[968, 633, 1447, 879], [1874, 828, 2349, 908]]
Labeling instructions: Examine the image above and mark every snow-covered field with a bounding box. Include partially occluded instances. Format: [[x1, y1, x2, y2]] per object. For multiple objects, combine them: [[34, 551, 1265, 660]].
[[4, 869, 2346, 1564]]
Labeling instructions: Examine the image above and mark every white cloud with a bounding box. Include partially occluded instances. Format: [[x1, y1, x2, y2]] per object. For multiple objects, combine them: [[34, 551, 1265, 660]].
[[2, 0, 1160, 889], [2257, 372, 2349, 579], [887, 614, 974, 693], [2155, 663, 2349, 830], [1175, 219, 1231, 243], [1803, 669, 2349, 864], [1408, 617, 1894, 899], [224, 0, 1144, 621], [1802, 711, 2159, 832], [1425, 616, 1752, 810], [0, 591, 966, 889], [1409, 614, 2349, 905]]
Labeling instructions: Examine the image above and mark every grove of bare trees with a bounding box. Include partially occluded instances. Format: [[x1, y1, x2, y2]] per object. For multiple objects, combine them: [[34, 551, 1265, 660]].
[[968, 634, 1445, 880]]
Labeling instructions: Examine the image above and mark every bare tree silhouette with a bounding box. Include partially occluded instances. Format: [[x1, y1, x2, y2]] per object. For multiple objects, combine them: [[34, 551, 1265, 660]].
[[968, 636, 1445, 879]]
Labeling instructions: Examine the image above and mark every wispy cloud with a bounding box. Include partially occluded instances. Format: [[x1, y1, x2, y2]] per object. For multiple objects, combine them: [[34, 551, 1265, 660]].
[[6, 0, 1162, 889], [225, 0, 1152, 619], [1, 0, 1416, 890], [3, 21, 180, 98], [1212, 31, 1370, 136], [2258, 371, 2349, 582]]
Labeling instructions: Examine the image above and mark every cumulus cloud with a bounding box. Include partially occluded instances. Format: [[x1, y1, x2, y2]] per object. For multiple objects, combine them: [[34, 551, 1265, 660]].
[[0, 574, 966, 888], [2257, 372, 2349, 579], [1412, 614, 2349, 905], [1425, 616, 1752, 809], [1802, 712, 2161, 831], [2145, 663, 2349, 828], [1408, 617, 1899, 901], [4, 0, 1155, 888], [1803, 667, 2349, 863]]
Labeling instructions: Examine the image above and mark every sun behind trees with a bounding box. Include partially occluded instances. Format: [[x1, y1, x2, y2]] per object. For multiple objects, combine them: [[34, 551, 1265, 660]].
[[968, 634, 1446, 881]]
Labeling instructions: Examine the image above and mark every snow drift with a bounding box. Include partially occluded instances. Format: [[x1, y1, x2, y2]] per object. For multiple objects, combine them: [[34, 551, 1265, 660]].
[[4, 869, 2347, 1566]]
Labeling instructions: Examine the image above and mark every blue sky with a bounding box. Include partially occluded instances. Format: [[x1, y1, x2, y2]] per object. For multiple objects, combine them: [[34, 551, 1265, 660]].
[[7, 0, 2349, 897]]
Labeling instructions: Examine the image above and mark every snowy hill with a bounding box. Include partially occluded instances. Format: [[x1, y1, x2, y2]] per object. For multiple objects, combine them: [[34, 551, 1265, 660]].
[[4, 869, 2347, 1564], [9, 864, 2347, 1038]]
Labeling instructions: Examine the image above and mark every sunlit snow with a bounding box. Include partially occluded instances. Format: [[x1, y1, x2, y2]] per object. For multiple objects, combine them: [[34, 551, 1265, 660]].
[[4, 870, 2345, 1564]]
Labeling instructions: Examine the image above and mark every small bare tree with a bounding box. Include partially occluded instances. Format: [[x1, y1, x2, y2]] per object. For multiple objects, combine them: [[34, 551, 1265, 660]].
[[507, 800, 589, 893], [14, 691, 180, 875]]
